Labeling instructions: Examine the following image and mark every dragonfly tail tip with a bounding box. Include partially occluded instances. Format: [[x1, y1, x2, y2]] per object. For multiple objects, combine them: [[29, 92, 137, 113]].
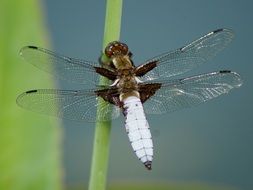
[[144, 161, 152, 170]]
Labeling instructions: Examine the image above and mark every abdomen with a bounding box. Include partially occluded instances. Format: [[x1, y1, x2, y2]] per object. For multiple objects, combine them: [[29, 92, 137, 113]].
[[122, 95, 153, 170]]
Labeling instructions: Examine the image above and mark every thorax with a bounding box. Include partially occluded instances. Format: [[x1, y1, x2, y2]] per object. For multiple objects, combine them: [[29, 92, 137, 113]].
[[111, 56, 139, 99]]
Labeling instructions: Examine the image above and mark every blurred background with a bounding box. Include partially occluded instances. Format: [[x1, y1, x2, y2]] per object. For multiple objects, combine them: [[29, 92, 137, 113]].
[[1, 0, 253, 190]]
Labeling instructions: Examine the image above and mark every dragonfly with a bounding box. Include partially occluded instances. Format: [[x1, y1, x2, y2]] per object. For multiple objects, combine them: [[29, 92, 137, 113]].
[[17, 28, 242, 170]]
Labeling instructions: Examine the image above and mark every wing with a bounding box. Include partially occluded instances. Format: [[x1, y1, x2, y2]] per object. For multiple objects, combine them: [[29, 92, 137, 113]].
[[16, 88, 121, 122], [139, 29, 234, 81], [19, 46, 101, 86], [142, 71, 242, 114]]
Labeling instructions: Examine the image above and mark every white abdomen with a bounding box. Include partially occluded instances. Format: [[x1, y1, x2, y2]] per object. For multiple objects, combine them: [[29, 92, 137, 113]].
[[123, 96, 153, 170]]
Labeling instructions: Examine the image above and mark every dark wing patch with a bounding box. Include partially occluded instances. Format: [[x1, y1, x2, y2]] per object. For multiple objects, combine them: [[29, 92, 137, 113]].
[[94, 67, 117, 80], [138, 83, 162, 103], [135, 61, 157, 77], [95, 87, 121, 107]]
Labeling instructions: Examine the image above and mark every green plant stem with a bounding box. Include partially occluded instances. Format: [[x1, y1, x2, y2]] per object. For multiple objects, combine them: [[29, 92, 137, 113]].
[[88, 1, 123, 190]]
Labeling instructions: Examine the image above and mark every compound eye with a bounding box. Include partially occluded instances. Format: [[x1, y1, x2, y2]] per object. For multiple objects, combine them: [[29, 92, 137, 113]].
[[105, 46, 113, 58], [121, 44, 128, 55], [105, 41, 128, 58]]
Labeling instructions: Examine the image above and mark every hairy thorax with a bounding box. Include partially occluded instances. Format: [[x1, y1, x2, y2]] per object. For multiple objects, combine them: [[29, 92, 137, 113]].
[[112, 56, 140, 100]]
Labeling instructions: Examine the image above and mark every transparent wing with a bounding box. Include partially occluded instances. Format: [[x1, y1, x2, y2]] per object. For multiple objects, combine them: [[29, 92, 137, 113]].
[[16, 89, 120, 122], [143, 71, 242, 114], [19, 46, 100, 86], [141, 29, 234, 81]]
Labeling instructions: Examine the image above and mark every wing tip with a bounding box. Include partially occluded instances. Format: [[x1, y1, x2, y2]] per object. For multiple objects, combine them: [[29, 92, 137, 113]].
[[212, 28, 235, 40], [213, 28, 234, 34], [219, 70, 243, 88], [16, 90, 38, 107], [19, 46, 39, 56], [205, 28, 235, 42]]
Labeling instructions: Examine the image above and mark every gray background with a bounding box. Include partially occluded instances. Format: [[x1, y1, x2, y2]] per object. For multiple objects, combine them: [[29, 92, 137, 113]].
[[43, 0, 253, 189]]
